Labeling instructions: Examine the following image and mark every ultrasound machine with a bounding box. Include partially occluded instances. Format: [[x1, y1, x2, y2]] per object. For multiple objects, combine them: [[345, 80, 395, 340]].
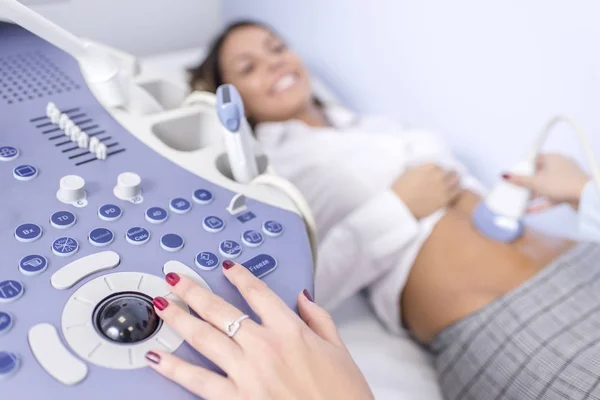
[[0, 2, 315, 398]]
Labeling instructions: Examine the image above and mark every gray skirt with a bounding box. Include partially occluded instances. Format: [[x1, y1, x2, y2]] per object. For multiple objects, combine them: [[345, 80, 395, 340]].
[[431, 243, 600, 400]]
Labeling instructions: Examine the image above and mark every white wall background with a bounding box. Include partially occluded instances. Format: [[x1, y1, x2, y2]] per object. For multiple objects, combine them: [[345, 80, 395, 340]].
[[23, 0, 222, 55], [223, 0, 600, 236]]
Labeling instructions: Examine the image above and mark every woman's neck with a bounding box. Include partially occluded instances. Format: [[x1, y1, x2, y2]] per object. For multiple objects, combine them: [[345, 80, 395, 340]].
[[294, 102, 330, 128]]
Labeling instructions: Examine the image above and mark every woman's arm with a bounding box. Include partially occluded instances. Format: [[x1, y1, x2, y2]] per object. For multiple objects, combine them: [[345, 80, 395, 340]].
[[403, 130, 488, 215], [315, 164, 461, 311], [504, 153, 600, 241], [146, 265, 374, 400]]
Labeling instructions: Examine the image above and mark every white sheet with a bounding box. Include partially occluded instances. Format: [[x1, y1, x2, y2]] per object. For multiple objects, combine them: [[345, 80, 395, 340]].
[[140, 48, 444, 400]]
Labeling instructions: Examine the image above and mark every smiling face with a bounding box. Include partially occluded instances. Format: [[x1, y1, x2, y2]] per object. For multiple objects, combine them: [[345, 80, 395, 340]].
[[218, 24, 313, 124]]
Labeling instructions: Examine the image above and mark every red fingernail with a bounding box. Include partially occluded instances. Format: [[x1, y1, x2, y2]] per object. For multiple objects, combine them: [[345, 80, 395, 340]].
[[223, 260, 235, 270], [502, 173, 511, 180], [145, 351, 161, 365], [165, 272, 180, 286], [303, 289, 314, 302], [153, 297, 169, 311]]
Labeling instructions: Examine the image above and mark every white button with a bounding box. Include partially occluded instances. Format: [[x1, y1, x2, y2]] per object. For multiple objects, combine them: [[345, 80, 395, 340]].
[[169, 198, 191, 214], [50, 211, 77, 229], [64, 119, 75, 135], [145, 207, 168, 224], [0, 146, 19, 162], [19, 255, 48, 276], [28, 323, 88, 386], [68, 126, 81, 140], [202, 216, 225, 233], [163, 261, 212, 292], [58, 114, 70, 130], [114, 172, 141, 200], [14, 223, 42, 242], [0, 351, 19, 379], [160, 234, 184, 252], [13, 165, 38, 181], [46, 102, 57, 118], [262, 220, 284, 237], [0, 312, 13, 335], [89, 137, 100, 153], [241, 230, 264, 248], [88, 228, 115, 247], [98, 204, 122, 222], [49, 108, 61, 124], [77, 132, 89, 149], [0, 280, 24, 303], [125, 227, 150, 245], [52, 237, 79, 257], [96, 143, 107, 160], [192, 189, 213, 204], [57, 175, 86, 204], [70, 127, 83, 142], [51, 251, 120, 290]]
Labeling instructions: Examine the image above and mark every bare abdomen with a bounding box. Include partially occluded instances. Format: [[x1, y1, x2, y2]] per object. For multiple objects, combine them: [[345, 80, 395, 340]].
[[401, 209, 575, 344]]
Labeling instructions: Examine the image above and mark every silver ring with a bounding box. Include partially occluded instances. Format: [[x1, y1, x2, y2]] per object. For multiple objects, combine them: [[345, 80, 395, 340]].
[[225, 315, 250, 338]]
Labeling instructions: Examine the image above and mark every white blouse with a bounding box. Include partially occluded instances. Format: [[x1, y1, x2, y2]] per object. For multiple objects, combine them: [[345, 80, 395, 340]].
[[256, 105, 486, 334]]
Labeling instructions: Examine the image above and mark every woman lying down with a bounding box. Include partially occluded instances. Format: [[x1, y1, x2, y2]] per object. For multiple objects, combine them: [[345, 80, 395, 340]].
[[189, 21, 598, 399]]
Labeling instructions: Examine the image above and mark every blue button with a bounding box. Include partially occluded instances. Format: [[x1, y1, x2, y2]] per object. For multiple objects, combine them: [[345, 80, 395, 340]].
[[241, 230, 264, 248], [13, 164, 38, 181], [0, 146, 19, 162], [0, 281, 24, 303], [0, 351, 19, 379], [195, 252, 219, 271], [126, 227, 150, 245], [19, 254, 48, 276], [203, 216, 225, 233], [262, 220, 284, 237], [242, 254, 278, 279], [160, 233, 184, 252], [98, 204, 122, 222], [145, 207, 168, 224], [52, 237, 79, 257], [219, 240, 242, 259], [237, 211, 256, 223], [89, 228, 115, 247], [50, 210, 76, 229], [193, 189, 213, 204], [169, 198, 191, 214], [14, 223, 42, 243], [0, 312, 13, 335]]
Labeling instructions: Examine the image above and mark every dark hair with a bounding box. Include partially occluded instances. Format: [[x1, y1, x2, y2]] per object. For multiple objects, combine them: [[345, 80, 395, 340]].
[[188, 20, 265, 92]]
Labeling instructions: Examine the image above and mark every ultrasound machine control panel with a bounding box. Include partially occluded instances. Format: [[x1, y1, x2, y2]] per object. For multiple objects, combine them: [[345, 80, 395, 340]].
[[0, 18, 314, 400]]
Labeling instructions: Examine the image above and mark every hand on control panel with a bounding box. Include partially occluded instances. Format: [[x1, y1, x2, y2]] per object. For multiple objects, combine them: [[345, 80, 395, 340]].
[[145, 263, 374, 400]]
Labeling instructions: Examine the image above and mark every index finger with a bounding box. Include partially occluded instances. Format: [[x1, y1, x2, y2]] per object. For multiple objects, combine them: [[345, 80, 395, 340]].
[[222, 260, 301, 328]]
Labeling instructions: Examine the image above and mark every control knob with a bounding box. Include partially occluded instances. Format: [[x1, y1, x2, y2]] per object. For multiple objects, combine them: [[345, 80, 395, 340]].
[[57, 175, 86, 204], [114, 172, 142, 200]]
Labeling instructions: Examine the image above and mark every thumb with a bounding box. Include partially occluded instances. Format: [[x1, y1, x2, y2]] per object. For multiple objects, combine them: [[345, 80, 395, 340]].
[[297, 291, 343, 346], [503, 173, 537, 190]]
